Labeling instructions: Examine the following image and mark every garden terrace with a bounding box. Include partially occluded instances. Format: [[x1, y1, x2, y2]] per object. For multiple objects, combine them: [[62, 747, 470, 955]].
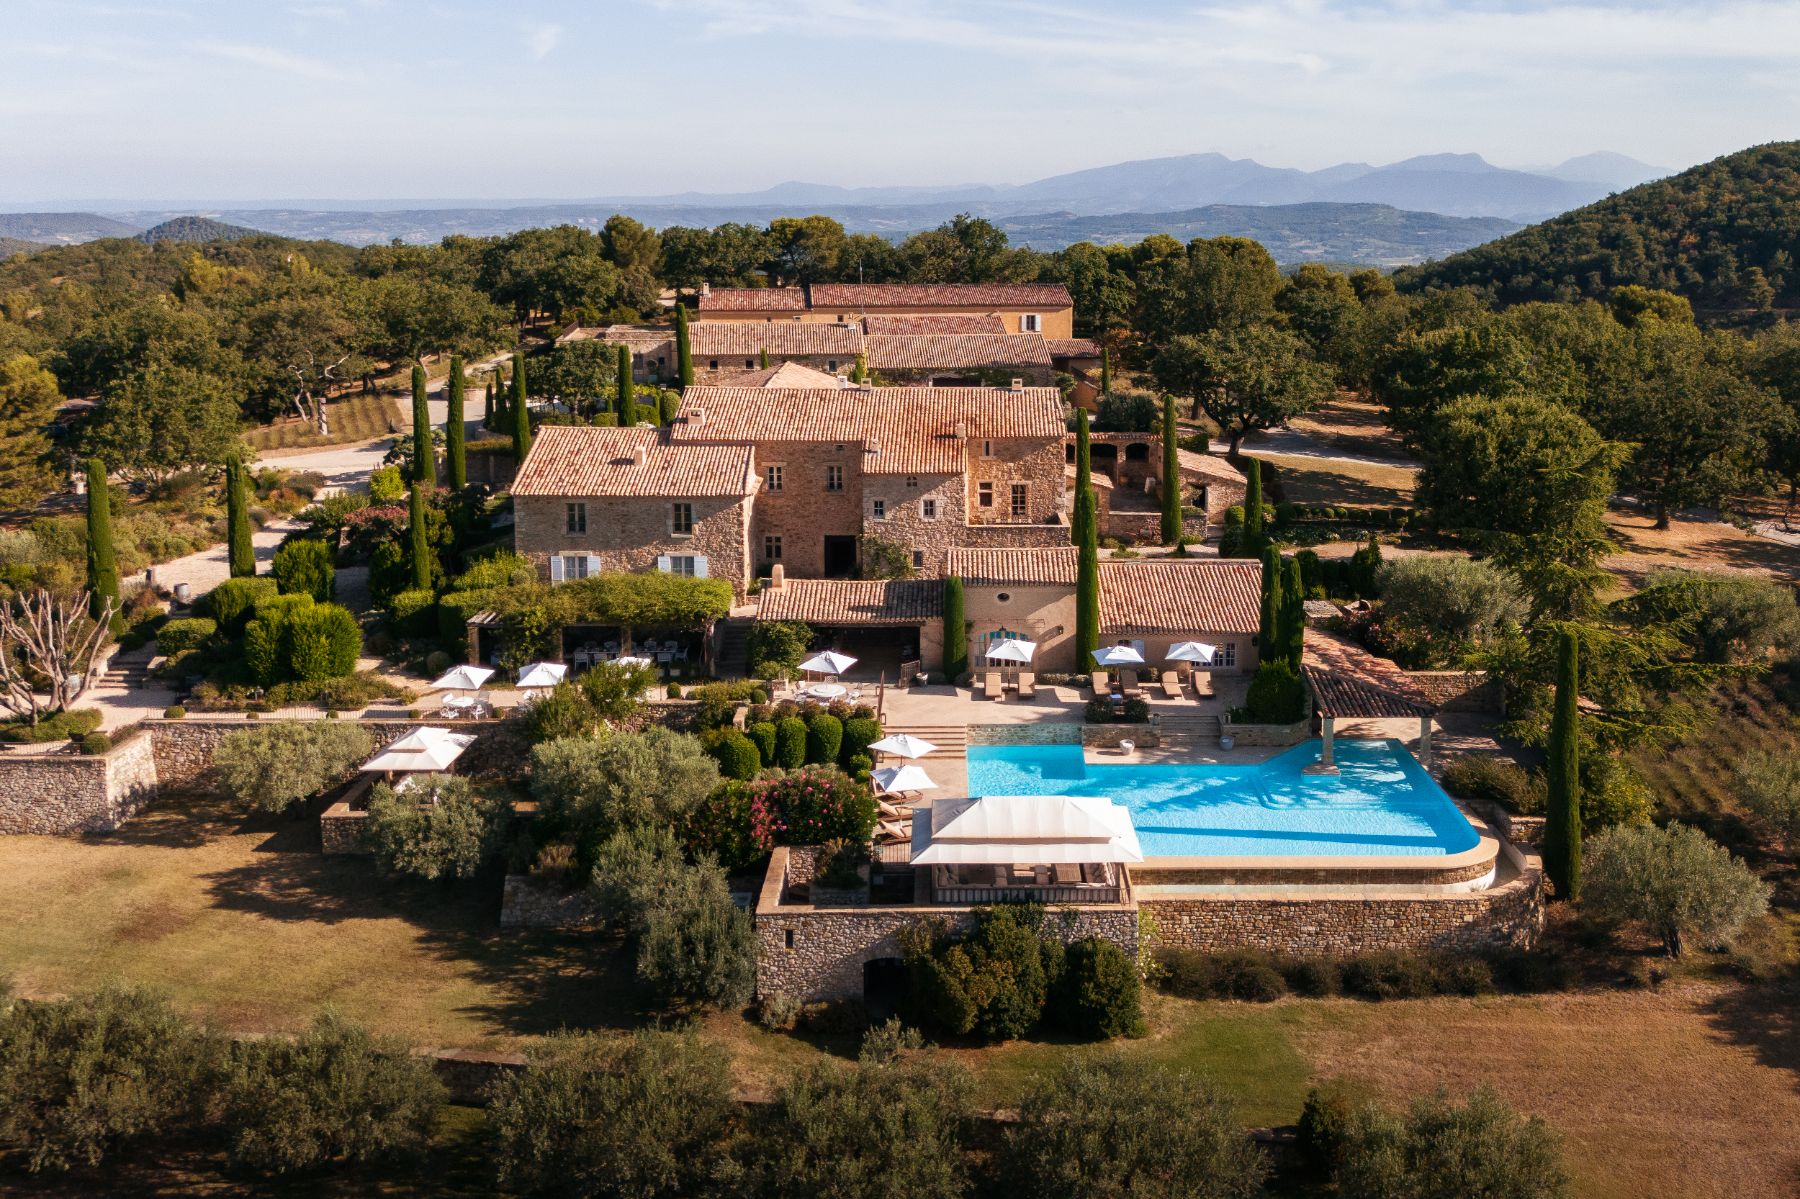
[[754, 575, 944, 681]]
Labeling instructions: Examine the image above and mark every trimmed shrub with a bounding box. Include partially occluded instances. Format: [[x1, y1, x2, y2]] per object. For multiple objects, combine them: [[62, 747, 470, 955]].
[[840, 716, 881, 766], [163, 704, 186, 719], [208, 576, 278, 632], [705, 729, 762, 781], [775, 716, 807, 769], [1050, 937, 1146, 1039], [746, 720, 778, 766], [242, 616, 285, 685], [489, 1031, 738, 1199], [78, 732, 109, 755], [804, 712, 843, 765], [217, 1009, 444, 1176], [272, 537, 336, 602], [287, 603, 361, 681], [1282, 958, 1341, 998], [1440, 756, 1544, 815], [1341, 951, 1438, 1000], [155, 616, 216, 654], [386, 588, 438, 637], [1157, 949, 1288, 1002]]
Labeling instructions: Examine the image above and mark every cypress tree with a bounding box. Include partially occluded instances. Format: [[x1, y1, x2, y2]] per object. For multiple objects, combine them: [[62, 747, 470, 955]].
[[1100, 345, 1112, 395], [674, 303, 694, 390], [942, 575, 968, 681], [1076, 496, 1100, 668], [84, 458, 119, 618], [490, 368, 506, 430], [510, 351, 532, 461], [1159, 395, 1182, 545], [759, 347, 770, 370], [445, 355, 467, 490], [1280, 557, 1306, 669], [226, 455, 255, 579], [410, 363, 433, 486], [615, 344, 634, 424], [1545, 629, 1582, 901], [1259, 544, 1283, 655], [1072, 407, 1094, 548], [852, 352, 867, 383], [482, 377, 495, 432], [1243, 457, 1264, 551], [408, 479, 432, 591]]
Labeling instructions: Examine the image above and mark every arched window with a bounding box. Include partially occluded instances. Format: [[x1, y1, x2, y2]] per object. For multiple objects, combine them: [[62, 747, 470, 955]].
[[1124, 443, 1150, 461]]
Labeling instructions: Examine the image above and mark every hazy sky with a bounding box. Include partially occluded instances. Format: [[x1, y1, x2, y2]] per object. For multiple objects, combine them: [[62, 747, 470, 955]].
[[8, 0, 1800, 205]]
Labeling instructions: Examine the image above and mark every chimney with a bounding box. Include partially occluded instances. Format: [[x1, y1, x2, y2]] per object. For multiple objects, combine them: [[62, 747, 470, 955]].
[[688, 407, 706, 426], [632, 445, 647, 467], [769, 563, 785, 590], [700, 281, 711, 299], [1010, 377, 1024, 392]]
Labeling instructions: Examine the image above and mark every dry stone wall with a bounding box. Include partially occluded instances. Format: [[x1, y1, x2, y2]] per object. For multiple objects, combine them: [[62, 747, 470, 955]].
[[0, 728, 160, 835]]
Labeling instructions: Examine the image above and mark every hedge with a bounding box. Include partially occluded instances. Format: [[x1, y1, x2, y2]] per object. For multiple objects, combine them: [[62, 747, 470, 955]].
[[705, 730, 762, 782], [387, 588, 438, 637], [747, 721, 778, 767], [208, 576, 279, 632], [156, 617, 216, 655], [840, 716, 881, 766], [775, 717, 807, 770], [804, 713, 844, 765]]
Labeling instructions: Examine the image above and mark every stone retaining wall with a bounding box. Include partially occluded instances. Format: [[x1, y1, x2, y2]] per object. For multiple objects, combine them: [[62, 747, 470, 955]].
[[1406, 670, 1501, 714], [1220, 715, 1312, 746], [500, 874, 608, 929], [1136, 855, 1496, 888], [0, 727, 160, 835], [966, 722, 1160, 749]]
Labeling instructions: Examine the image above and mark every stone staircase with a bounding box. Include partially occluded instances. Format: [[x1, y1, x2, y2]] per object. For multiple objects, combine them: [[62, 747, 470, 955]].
[[716, 617, 753, 677], [876, 722, 969, 758], [99, 655, 153, 691], [1153, 712, 1222, 746]]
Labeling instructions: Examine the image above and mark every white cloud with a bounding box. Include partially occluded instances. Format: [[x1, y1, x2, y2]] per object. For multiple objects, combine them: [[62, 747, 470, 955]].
[[192, 40, 347, 81], [524, 22, 562, 58]]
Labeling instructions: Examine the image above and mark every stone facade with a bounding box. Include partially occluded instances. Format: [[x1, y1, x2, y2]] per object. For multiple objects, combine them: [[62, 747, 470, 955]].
[[0, 727, 160, 836], [499, 874, 609, 929], [514, 492, 754, 594], [320, 803, 370, 854], [1406, 670, 1502, 714], [1218, 714, 1313, 746]]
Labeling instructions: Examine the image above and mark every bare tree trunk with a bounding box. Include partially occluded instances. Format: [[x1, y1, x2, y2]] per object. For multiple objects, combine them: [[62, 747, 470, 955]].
[[0, 590, 114, 718]]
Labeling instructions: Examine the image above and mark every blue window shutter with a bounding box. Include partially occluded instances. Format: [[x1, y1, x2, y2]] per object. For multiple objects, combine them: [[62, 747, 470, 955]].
[[693, 556, 709, 578], [549, 555, 565, 582], [656, 555, 671, 572]]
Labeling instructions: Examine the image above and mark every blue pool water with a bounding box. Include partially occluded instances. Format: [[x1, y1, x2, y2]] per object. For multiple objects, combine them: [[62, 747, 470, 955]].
[[964, 740, 1479, 860]]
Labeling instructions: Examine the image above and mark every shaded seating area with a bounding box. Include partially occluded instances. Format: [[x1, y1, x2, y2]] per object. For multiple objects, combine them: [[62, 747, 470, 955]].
[[360, 727, 477, 791], [1301, 630, 1440, 770], [756, 575, 941, 683], [562, 625, 701, 676], [911, 793, 1142, 905]]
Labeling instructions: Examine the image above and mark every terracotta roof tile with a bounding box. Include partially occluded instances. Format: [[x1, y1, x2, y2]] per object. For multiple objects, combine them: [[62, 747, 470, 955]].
[[672, 386, 1066, 475], [946, 547, 1079, 586], [1177, 448, 1250, 487], [757, 578, 942, 626], [696, 287, 805, 312], [1303, 630, 1435, 718], [691, 322, 862, 356], [809, 283, 1073, 310], [863, 313, 1008, 335], [511, 426, 755, 498], [1046, 338, 1102, 358], [865, 334, 1052, 370], [711, 362, 846, 389], [1098, 559, 1262, 635]]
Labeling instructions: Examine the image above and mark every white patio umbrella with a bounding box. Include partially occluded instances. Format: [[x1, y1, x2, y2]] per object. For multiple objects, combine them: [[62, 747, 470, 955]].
[[360, 727, 476, 776], [515, 662, 567, 690], [984, 638, 1039, 663], [798, 650, 857, 677], [611, 655, 654, 668], [1164, 641, 1218, 664], [430, 664, 495, 693], [867, 732, 939, 759], [872, 763, 939, 795], [1091, 645, 1145, 667]]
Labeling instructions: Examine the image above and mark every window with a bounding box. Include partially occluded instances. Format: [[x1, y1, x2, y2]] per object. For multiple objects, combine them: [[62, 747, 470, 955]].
[[745, 358, 754, 368], [996, 592, 1011, 603], [828, 360, 839, 371], [826, 465, 844, 492], [982, 439, 993, 457], [666, 555, 699, 577], [905, 475, 918, 488], [784, 929, 795, 950], [765, 464, 784, 492], [1010, 483, 1028, 519], [708, 358, 719, 370], [561, 554, 590, 580], [872, 499, 886, 520], [671, 503, 694, 536], [764, 534, 783, 561], [920, 498, 938, 520], [1021, 313, 1041, 332], [565, 502, 586, 534], [977, 482, 994, 508], [912, 550, 925, 569], [1212, 642, 1237, 669]]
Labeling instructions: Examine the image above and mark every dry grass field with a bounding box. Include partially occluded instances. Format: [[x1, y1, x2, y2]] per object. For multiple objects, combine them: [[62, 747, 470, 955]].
[[3, 792, 1798, 1198], [1249, 451, 1419, 508], [244, 393, 402, 453]]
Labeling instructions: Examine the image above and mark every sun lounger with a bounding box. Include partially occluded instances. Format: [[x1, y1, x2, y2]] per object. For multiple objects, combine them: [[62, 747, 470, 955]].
[[1159, 670, 1181, 699], [1119, 669, 1142, 697], [878, 799, 909, 820], [984, 672, 1005, 700], [875, 820, 909, 843], [1089, 670, 1110, 694], [1052, 862, 1081, 886], [1191, 671, 1215, 700], [1017, 671, 1036, 699]]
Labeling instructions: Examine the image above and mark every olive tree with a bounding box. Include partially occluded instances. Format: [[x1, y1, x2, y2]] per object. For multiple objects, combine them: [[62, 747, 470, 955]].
[[528, 728, 720, 867], [212, 721, 375, 813], [1333, 1088, 1569, 1199], [1736, 751, 1800, 847], [363, 774, 510, 881], [1375, 555, 1528, 658], [1001, 1055, 1268, 1199], [1582, 823, 1770, 956]]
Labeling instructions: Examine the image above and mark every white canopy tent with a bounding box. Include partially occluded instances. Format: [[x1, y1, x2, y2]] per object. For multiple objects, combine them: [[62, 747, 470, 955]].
[[984, 638, 1038, 663], [360, 727, 477, 777], [867, 733, 938, 759], [872, 764, 939, 795], [430, 664, 495, 693], [798, 650, 857, 678], [515, 662, 567, 690], [912, 794, 1144, 866], [1091, 645, 1146, 667], [1164, 641, 1218, 664]]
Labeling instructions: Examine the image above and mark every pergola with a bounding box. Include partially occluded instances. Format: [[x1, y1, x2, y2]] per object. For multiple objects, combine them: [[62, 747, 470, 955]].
[[911, 793, 1142, 905], [1300, 631, 1438, 771]]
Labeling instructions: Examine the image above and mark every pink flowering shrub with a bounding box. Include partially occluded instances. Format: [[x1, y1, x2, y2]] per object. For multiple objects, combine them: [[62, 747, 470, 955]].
[[747, 765, 878, 849]]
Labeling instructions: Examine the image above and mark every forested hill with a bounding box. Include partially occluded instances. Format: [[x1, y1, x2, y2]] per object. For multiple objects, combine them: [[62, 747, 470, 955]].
[[136, 216, 261, 244], [1394, 141, 1800, 315]]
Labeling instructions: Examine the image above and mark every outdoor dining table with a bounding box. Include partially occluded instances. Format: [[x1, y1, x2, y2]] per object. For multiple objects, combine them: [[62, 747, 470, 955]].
[[803, 683, 848, 701], [441, 695, 475, 715]]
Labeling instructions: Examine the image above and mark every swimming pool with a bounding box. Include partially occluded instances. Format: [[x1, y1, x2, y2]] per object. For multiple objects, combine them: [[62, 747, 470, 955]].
[[965, 739, 1480, 862]]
